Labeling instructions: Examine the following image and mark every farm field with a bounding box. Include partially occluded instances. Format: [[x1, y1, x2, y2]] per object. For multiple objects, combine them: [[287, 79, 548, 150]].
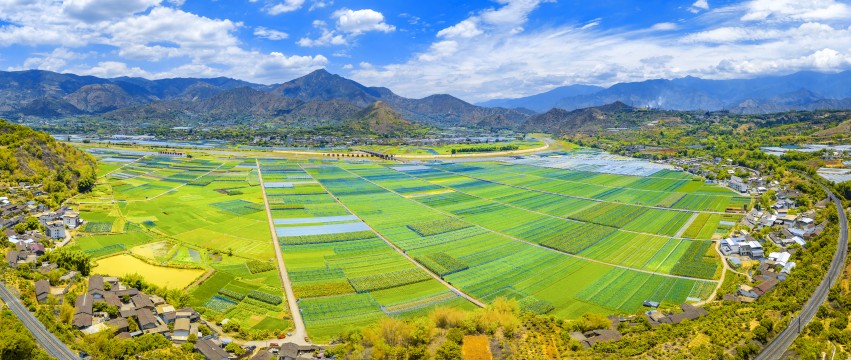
[[69, 150, 289, 334], [92, 254, 205, 289], [303, 162, 721, 321], [70, 145, 745, 342], [258, 160, 476, 342]]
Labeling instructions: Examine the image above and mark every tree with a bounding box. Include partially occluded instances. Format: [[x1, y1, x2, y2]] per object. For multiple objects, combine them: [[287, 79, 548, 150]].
[[225, 343, 246, 356], [435, 341, 462, 360], [0, 310, 42, 359], [43, 247, 92, 275]]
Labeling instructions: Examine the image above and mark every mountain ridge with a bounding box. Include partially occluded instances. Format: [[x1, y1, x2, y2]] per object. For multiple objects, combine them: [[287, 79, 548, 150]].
[[477, 71, 851, 114]]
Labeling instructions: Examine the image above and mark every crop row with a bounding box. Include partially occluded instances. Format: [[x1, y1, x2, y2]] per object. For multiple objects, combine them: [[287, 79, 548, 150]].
[[406, 218, 471, 237], [348, 268, 432, 292], [293, 280, 356, 298], [416, 252, 469, 276], [279, 231, 375, 245], [247, 290, 283, 305]]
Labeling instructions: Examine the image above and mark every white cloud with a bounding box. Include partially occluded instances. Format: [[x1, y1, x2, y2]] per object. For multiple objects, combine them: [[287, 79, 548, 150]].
[[333, 8, 395, 34], [297, 8, 394, 47], [741, 0, 851, 22], [689, 0, 709, 13], [8, 48, 84, 72], [309, 0, 332, 11], [254, 26, 289, 40], [297, 28, 346, 47], [580, 19, 601, 30], [437, 20, 483, 39], [74, 61, 151, 78], [651, 22, 679, 31], [267, 0, 306, 15], [62, 0, 161, 23], [0, 0, 328, 83]]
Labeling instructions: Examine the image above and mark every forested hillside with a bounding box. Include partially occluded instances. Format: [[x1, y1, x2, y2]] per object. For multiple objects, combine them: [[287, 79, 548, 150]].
[[0, 119, 96, 205]]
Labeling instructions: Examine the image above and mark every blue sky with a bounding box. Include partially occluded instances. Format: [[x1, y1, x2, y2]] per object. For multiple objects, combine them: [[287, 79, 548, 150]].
[[1, 0, 850, 102]]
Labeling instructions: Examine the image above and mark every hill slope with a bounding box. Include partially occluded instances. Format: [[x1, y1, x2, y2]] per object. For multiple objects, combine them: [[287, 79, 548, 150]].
[[0, 119, 96, 205], [344, 101, 426, 137], [520, 102, 638, 134]]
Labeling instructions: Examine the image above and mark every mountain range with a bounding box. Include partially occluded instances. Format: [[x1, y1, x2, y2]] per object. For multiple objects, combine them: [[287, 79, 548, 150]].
[[0, 69, 525, 131], [2, 69, 851, 135], [478, 71, 851, 114]]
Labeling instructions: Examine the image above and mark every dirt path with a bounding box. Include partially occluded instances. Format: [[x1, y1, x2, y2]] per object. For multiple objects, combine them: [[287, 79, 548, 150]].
[[255, 159, 309, 345]]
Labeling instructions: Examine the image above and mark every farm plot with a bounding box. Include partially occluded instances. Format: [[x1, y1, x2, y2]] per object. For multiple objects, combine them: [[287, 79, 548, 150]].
[[78, 154, 289, 333], [436, 162, 744, 212], [308, 163, 721, 323], [259, 160, 473, 342]]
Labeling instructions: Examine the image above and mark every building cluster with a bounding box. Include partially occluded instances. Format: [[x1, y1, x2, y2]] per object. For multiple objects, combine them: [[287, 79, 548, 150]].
[[72, 275, 202, 342], [570, 304, 709, 349], [1, 198, 80, 240]]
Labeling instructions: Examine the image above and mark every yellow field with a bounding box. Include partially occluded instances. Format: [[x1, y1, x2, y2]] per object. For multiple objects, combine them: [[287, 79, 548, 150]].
[[93, 254, 204, 289], [131, 241, 174, 260]]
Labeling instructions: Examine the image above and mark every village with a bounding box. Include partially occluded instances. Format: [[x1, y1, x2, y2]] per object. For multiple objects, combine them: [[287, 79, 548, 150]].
[[2, 186, 323, 360]]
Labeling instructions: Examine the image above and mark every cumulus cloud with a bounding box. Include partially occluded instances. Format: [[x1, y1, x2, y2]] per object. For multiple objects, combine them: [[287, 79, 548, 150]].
[[254, 27, 289, 40], [437, 20, 483, 39], [333, 9, 395, 34], [0, 0, 327, 83], [267, 0, 306, 15], [297, 8, 394, 47]]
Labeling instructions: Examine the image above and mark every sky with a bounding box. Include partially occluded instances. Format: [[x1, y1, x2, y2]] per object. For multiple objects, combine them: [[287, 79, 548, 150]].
[[1, 0, 851, 102]]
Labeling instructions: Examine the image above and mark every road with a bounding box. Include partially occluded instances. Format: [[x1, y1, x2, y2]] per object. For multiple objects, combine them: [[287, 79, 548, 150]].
[[0, 282, 79, 360], [255, 159, 309, 346], [756, 184, 848, 360]]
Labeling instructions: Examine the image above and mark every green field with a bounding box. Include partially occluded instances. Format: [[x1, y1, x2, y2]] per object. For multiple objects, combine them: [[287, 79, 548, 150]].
[[72, 146, 746, 342], [71, 151, 287, 334]]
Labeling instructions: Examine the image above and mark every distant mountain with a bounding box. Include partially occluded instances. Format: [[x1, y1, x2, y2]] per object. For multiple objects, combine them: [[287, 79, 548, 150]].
[[519, 101, 638, 134], [477, 85, 604, 112], [479, 71, 851, 114], [272, 69, 528, 127], [0, 69, 527, 129]]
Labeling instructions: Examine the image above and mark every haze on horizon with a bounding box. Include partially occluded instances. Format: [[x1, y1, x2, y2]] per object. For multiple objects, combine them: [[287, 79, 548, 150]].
[[1, 0, 850, 102]]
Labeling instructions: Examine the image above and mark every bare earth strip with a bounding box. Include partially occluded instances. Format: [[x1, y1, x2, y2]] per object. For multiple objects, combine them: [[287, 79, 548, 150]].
[[255, 159, 309, 345]]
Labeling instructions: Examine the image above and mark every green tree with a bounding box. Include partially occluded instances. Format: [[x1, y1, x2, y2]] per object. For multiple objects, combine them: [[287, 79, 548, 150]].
[[224, 342, 246, 356], [435, 341, 462, 360]]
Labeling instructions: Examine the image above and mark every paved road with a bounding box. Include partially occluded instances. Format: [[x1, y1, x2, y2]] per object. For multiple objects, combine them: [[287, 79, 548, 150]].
[[0, 282, 79, 360], [255, 159, 309, 346], [756, 185, 848, 360]]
